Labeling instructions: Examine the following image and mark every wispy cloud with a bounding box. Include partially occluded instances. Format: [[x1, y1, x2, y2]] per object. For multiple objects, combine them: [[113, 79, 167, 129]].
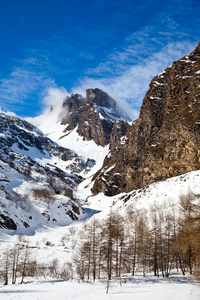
[[73, 6, 199, 120], [26, 86, 70, 127], [0, 67, 54, 112], [74, 40, 197, 120], [41, 86, 69, 111]]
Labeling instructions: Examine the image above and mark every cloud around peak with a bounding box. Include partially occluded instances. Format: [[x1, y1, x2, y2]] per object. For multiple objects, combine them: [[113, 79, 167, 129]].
[[41, 86, 69, 111]]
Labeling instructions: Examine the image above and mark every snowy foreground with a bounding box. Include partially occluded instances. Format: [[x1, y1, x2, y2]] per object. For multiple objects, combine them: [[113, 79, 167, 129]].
[[1, 169, 200, 298], [0, 276, 200, 300]]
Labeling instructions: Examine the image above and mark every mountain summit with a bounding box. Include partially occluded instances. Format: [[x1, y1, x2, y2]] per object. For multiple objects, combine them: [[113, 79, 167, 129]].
[[60, 88, 131, 147]]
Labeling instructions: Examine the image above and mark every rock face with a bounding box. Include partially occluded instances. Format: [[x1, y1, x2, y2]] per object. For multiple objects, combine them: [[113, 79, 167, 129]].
[[109, 120, 131, 151], [92, 42, 200, 196], [61, 88, 131, 147]]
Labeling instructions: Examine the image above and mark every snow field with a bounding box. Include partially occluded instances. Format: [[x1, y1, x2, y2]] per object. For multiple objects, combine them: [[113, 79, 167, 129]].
[[0, 276, 200, 300]]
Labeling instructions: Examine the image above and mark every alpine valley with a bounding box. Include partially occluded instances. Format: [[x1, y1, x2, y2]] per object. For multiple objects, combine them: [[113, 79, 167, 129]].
[[0, 43, 200, 297]]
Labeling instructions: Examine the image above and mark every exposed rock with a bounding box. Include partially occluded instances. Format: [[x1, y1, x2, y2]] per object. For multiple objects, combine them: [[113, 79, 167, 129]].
[[66, 210, 78, 221], [85, 158, 96, 173], [92, 42, 200, 196], [61, 88, 131, 147], [0, 214, 17, 230], [61, 93, 84, 130], [62, 188, 74, 199], [86, 88, 117, 111], [66, 157, 86, 174], [109, 120, 131, 151]]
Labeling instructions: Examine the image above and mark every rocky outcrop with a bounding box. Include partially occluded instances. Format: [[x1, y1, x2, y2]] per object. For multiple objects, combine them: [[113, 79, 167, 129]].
[[61, 88, 130, 147], [0, 214, 17, 230], [109, 120, 131, 151], [92, 42, 200, 196], [61, 93, 84, 130]]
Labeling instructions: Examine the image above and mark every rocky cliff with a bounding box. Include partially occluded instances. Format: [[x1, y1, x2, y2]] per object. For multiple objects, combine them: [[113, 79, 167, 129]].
[[61, 88, 130, 147], [92, 42, 200, 196]]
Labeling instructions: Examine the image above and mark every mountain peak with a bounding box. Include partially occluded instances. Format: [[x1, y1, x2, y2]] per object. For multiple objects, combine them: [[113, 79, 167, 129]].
[[86, 88, 116, 110], [60, 88, 130, 147], [188, 41, 200, 59]]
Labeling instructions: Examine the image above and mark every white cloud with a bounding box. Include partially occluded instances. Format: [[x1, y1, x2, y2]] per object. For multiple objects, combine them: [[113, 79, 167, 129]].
[[41, 86, 69, 110], [0, 67, 54, 112], [73, 40, 197, 120], [26, 86, 70, 129], [0, 9, 198, 122], [40, 86, 70, 120], [0, 106, 17, 117], [1, 39, 196, 122]]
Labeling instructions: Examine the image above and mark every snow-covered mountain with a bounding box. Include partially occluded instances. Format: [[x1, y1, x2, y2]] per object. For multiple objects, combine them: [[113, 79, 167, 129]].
[[28, 88, 130, 162], [0, 112, 89, 233], [60, 88, 131, 147], [0, 87, 131, 233]]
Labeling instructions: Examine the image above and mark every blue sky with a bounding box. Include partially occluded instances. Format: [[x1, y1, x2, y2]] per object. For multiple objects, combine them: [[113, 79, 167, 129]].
[[0, 0, 199, 118]]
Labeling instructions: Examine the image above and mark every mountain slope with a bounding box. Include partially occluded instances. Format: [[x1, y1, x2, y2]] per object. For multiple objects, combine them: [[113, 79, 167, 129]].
[[0, 112, 86, 232], [29, 88, 130, 151], [92, 42, 200, 196], [28, 88, 131, 180]]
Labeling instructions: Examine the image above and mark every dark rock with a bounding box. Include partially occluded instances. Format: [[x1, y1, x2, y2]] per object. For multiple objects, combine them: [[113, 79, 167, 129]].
[[23, 221, 30, 228], [0, 214, 17, 230], [42, 212, 50, 221], [71, 202, 80, 215], [60, 88, 131, 147], [109, 120, 131, 150], [66, 210, 78, 221], [86, 88, 116, 109], [66, 157, 86, 173]]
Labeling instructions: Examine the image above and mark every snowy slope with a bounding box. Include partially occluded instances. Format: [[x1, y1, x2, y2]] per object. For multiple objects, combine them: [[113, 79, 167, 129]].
[[0, 112, 89, 177], [84, 169, 200, 221], [0, 102, 111, 233], [0, 156, 86, 234], [0, 112, 88, 232], [27, 108, 109, 170], [0, 163, 200, 297], [12, 168, 199, 263]]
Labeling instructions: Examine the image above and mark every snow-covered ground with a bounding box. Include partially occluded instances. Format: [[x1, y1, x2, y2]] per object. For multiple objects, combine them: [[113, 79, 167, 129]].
[[0, 171, 200, 298], [0, 276, 199, 299]]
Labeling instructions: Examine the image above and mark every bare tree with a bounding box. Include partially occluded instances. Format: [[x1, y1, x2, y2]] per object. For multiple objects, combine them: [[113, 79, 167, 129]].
[[20, 240, 29, 284]]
